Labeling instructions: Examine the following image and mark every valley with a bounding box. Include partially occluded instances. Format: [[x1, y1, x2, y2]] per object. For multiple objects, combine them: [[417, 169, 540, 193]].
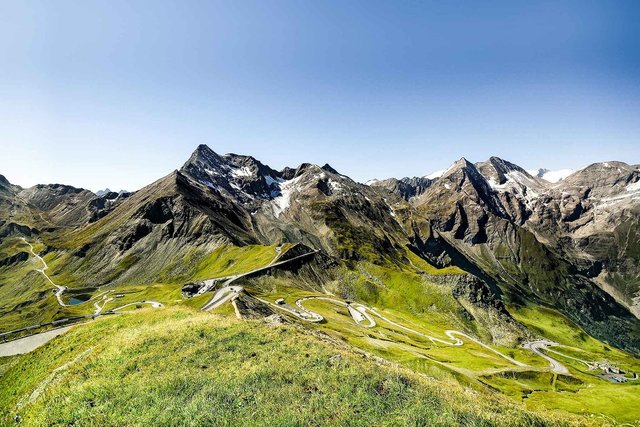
[[1, 145, 639, 425]]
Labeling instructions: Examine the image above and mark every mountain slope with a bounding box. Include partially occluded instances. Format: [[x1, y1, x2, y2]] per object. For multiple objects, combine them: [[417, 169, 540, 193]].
[[372, 156, 640, 354], [0, 307, 588, 426], [1, 146, 640, 424]]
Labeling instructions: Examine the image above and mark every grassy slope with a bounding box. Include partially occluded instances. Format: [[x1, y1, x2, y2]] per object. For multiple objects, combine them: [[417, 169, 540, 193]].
[[0, 307, 583, 427], [0, 237, 81, 331], [0, 242, 287, 333], [3, 239, 640, 424], [246, 258, 640, 423], [509, 305, 640, 423]]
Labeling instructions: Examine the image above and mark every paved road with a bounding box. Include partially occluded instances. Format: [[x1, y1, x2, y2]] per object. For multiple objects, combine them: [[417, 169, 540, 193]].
[[289, 296, 377, 326], [296, 297, 526, 367], [201, 249, 318, 310], [22, 238, 68, 307], [218, 288, 527, 368], [522, 340, 570, 374], [545, 346, 595, 369], [0, 326, 74, 357], [93, 290, 117, 314], [94, 296, 113, 315], [348, 305, 376, 328], [254, 295, 324, 321], [201, 286, 243, 311], [197, 245, 288, 297]]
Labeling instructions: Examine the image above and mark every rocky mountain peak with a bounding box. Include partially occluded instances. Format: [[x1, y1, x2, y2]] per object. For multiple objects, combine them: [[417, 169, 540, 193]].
[[475, 157, 543, 196], [288, 163, 336, 179], [0, 174, 18, 196], [439, 157, 487, 188], [321, 163, 339, 174], [452, 157, 474, 170], [561, 161, 639, 191], [477, 157, 533, 184], [369, 176, 433, 200], [180, 145, 283, 204]]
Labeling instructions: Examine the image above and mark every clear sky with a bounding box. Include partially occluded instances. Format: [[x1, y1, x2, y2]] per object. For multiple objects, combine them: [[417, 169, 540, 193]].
[[1, 0, 639, 191]]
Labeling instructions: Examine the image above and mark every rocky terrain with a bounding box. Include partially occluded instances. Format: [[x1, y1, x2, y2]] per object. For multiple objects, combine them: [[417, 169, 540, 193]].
[[374, 156, 640, 352], [1, 145, 639, 355]]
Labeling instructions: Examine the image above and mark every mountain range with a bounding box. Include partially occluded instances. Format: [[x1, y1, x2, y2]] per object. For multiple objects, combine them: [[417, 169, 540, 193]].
[[3, 144, 640, 424], [1, 145, 639, 354]]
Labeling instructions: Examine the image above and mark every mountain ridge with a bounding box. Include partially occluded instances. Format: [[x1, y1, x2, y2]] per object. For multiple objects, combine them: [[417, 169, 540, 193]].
[[1, 145, 639, 354]]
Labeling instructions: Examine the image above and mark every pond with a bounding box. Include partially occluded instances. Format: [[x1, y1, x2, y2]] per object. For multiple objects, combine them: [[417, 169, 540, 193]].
[[68, 294, 91, 305]]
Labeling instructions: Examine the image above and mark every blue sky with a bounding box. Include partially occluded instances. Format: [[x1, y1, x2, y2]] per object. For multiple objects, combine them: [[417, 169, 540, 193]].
[[1, 0, 639, 191]]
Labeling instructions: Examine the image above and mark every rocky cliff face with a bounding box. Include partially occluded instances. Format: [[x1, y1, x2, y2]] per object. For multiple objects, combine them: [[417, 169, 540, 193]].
[[2, 147, 639, 354], [369, 176, 433, 200], [371, 156, 640, 353]]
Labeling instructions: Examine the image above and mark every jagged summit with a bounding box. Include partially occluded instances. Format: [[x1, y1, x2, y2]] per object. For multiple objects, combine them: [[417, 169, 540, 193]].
[[369, 176, 433, 200], [2, 146, 640, 357], [180, 145, 348, 206], [320, 163, 339, 175], [447, 157, 474, 172], [476, 157, 535, 184], [180, 145, 282, 203]]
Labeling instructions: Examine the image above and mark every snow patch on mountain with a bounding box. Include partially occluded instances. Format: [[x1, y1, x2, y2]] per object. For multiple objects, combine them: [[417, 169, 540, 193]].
[[271, 176, 302, 217], [542, 169, 574, 183], [526, 168, 574, 183], [626, 180, 640, 193], [487, 178, 508, 190], [96, 188, 128, 196], [230, 166, 253, 178], [329, 179, 343, 192], [425, 169, 446, 179]]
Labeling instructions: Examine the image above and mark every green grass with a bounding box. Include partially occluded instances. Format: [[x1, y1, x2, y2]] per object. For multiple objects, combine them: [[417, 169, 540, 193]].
[[245, 281, 640, 423], [0, 307, 584, 426], [0, 241, 287, 333], [404, 250, 466, 275], [192, 244, 284, 280], [509, 304, 640, 422], [250, 285, 536, 380], [3, 239, 640, 424]]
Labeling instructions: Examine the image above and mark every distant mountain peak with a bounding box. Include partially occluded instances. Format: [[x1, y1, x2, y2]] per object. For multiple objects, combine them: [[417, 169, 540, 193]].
[[439, 158, 476, 179], [476, 157, 538, 189], [180, 145, 285, 204], [486, 157, 529, 174], [95, 188, 129, 197], [321, 163, 339, 174]]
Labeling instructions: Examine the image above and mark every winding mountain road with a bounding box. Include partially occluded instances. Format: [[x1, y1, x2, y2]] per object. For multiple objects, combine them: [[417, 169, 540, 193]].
[[93, 295, 113, 315], [0, 299, 164, 356], [201, 249, 319, 311], [202, 286, 243, 311], [223, 287, 527, 368], [294, 296, 526, 367], [22, 238, 67, 307], [521, 340, 570, 374]]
